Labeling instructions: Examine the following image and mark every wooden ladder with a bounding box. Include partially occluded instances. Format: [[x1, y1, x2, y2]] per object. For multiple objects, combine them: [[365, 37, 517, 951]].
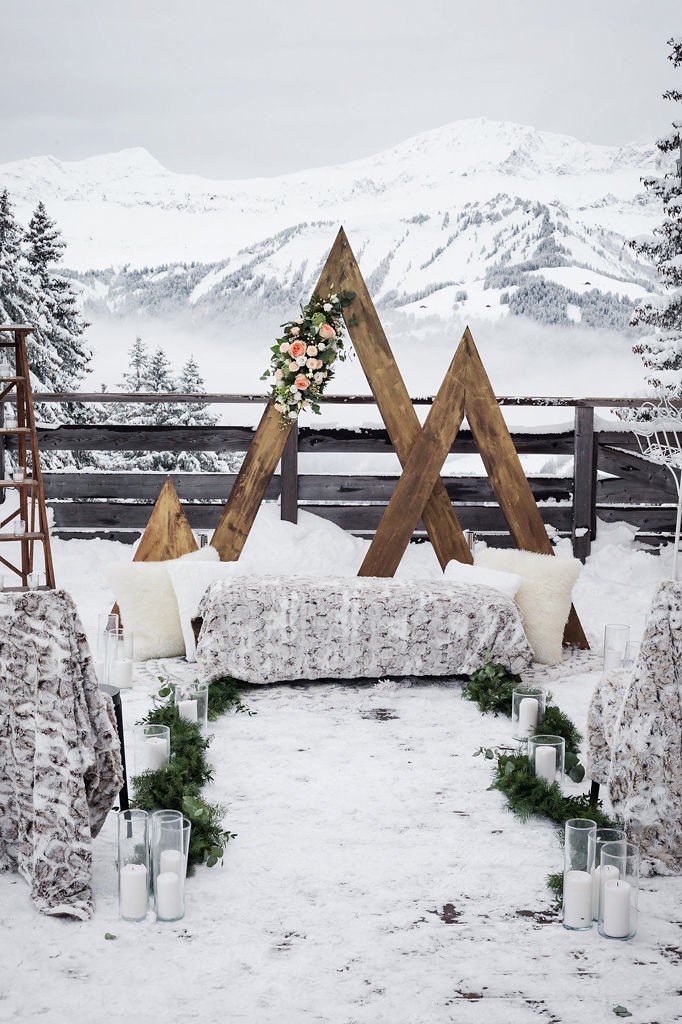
[[0, 325, 55, 589]]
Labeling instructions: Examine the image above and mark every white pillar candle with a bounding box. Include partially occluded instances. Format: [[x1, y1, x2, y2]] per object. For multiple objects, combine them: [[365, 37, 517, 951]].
[[159, 848, 183, 876], [156, 871, 183, 920], [145, 737, 169, 771], [517, 697, 539, 737], [603, 649, 623, 672], [178, 699, 198, 723], [114, 659, 134, 689], [534, 745, 557, 784], [591, 863, 619, 920], [119, 863, 148, 920], [563, 870, 593, 929], [601, 879, 632, 938], [13, 520, 25, 536]]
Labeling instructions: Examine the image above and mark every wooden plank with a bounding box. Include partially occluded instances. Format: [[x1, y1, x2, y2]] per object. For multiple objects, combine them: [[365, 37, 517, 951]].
[[35, 425, 257, 452], [597, 445, 677, 494], [597, 477, 679, 503], [280, 421, 298, 524], [49, 501, 229, 530], [297, 505, 575, 532], [210, 402, 292, 559], [572, 406, 596, 560], [463, 330, 588, 650], [316, 227, 471, 569], [359, 336, 468, 576]]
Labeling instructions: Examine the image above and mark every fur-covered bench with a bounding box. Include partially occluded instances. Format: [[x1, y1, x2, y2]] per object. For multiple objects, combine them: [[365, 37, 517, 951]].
[[195, 574, 533, 685]]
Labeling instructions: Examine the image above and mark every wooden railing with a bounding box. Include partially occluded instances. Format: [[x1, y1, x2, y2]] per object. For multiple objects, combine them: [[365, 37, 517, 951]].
[[1, 393, 679, 560]]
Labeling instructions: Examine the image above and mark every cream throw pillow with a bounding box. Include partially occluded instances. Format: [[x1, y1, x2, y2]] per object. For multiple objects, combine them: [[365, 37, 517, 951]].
[[166, 560, 245, 662], [443, 559, 522, 600], [105, 545, 219, 661], [475, 548, 581, 665]]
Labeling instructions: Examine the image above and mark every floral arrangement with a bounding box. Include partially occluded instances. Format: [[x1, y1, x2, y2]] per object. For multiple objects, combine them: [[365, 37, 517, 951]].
[[261, 289, 355, 424]]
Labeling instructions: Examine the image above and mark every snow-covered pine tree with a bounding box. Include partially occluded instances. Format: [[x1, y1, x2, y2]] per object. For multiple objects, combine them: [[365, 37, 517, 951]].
[[25, 200, 92, 398], [173, 354, 236, 472], [630, 37, 682, 398]]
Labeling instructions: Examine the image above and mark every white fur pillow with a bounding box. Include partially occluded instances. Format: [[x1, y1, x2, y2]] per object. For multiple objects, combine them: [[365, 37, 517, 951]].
[[105, 545, 219, 661], [443, 559, 522, 600], [475, 548, 581, 665], [166, 560, 245, 662]]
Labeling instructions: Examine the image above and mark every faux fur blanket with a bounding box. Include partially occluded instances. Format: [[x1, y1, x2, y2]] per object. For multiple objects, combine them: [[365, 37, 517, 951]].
[[196, 575, 533, 684], [586, 580, 682, 875], [0, 589, 123, 918]]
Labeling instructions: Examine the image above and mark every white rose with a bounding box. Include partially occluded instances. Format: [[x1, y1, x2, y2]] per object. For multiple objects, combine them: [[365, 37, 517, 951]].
[[288, 410, 298, 419], [313, 371, 324, 383], [296, 355, 306, 366], [323, 303, 332, 312], [290, 385, 299, 394], [318, 342, 326, 351]]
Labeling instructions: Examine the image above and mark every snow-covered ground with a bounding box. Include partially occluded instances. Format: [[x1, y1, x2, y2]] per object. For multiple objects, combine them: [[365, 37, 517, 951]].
[[2, 507, 681, 1024]]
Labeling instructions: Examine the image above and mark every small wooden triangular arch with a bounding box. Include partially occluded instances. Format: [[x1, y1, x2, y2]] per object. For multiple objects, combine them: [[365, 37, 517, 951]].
[[210, 228, 588, 649], [134, 477, 198, 562]]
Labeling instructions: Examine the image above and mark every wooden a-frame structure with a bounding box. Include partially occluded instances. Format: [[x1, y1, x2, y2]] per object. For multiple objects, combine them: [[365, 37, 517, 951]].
[[207, 227, 587, 648]]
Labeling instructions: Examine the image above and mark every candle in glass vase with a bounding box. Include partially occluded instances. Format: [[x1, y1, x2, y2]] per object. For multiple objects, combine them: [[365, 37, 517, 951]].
[[178, 699, 198, 723], [119, 863, 148, 920], [160, 848, 183, 876], [592, 863, 619, 920], [601, 879, 632, 938], [517, 697, 539, 737], [114, 658, 134, 689], [563, 870, 593, 929], [534, 745, 556, 783], [145, 737, 169, 771], [156, 871, 183, 920]]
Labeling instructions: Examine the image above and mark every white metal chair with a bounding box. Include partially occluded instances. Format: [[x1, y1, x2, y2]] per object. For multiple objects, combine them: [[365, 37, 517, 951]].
[[631, 396, 682, 579]]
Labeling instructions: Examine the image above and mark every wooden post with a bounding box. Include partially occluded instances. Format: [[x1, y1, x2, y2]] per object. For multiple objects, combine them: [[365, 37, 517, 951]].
[[280, 420, 298, 524], [572, 405, 596, 562]]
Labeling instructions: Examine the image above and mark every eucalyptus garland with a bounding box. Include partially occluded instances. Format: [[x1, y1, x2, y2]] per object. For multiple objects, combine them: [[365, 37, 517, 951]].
[[261, 289, 356, 424], [131, 676, 252, 872]]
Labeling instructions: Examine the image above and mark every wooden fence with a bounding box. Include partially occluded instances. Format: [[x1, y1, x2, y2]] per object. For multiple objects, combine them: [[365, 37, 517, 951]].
[[1, 393, 679, 560]]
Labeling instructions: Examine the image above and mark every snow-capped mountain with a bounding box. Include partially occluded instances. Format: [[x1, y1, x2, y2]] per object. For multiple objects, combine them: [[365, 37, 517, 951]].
[[0, 118, 666, 332]]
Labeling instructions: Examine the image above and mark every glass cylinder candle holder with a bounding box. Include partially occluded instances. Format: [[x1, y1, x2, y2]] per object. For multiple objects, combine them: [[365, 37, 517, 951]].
[[117, 809, 149, 921], [563, 818, 597, 930], [12, 468, 25, 483], [134, 724, 171, 775], [598, 841, 640, 940], [27, 571, 45, 590], [528, 735, 565, 785], [174, 679, 209, 732], [152, 810, 192, 878], [152, 815, 187, 922], [603, 623, 630, 671], [511, 686, 546, 741], [95, 612, 120, 684], [13, 518, 26, 536], [588, 827, 627, 920], [110, 629, 135, 689], [623, 641, 641, 667]]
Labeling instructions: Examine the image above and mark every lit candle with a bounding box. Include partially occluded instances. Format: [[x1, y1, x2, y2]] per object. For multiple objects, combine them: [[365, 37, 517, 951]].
[[144, 737, 169, 771], [563, 870, 593, 929], [156, 871, 183, 920], [534, 745, 556, 784], [601, 879, 632, 938], [114, 659, 134, 689], [603, 649, 623, 672], [592, 863, 619, 920], [178, 699, 198, 723], [119, 863, 148, 920], [159, 848, 183, 876], [517, 697, 539, 736]]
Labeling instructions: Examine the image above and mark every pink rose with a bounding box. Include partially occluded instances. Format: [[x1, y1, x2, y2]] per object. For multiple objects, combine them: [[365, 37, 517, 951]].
[[274, 368, 283, 380], [289, 339, 306, 359], [306, 357, 317, 369], [318, 323, 335, 340], [289, 360, 299, 373], [294, 374, 309, 390], [289, 326, 300, 337], [279, 342, 290, 354], [316, 359, 324, 370], [306, 345, 318, 356]]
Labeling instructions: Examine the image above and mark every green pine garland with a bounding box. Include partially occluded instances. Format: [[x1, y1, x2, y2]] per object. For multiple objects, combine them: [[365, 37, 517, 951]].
[[131, 676, 252, 871]]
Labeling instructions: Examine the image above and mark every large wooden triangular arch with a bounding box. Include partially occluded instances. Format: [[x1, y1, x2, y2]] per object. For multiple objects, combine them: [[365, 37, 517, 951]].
[[211, 228, 587, 649]]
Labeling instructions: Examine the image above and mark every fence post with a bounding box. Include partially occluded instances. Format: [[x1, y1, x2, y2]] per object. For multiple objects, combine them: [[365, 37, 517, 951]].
[[572, 405, 596, 561], [280, 420, 298, 524]]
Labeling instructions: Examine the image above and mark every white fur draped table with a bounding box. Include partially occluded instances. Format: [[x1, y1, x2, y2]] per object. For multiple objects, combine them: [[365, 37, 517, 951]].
[[586, 579, 682, 875], [196, 575, 533, 685], [0, 589, 123, 918]]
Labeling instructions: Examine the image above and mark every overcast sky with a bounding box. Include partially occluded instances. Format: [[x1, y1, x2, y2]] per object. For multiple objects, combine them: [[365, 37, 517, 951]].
[[1, 1, 679, 180]]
